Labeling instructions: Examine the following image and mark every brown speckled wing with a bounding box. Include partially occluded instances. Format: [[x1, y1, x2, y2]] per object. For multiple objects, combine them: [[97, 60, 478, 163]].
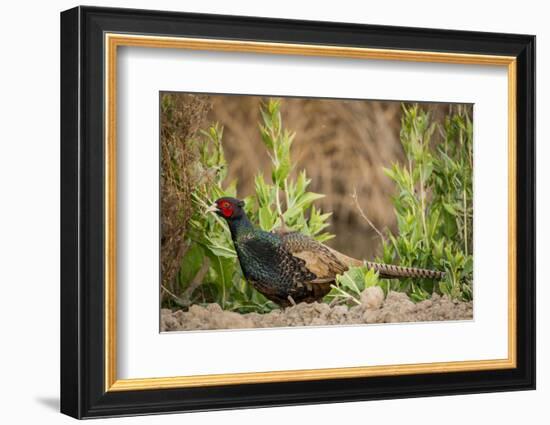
[[277, 230, 350, 283]]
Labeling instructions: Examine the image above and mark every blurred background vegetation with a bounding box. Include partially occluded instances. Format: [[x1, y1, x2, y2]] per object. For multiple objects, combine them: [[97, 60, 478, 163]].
[[160, 93, 473, 312]]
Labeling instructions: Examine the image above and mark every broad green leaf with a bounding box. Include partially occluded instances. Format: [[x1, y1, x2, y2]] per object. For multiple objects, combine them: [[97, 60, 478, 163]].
[[294, 192, 325, 210], [443, 202, 458, 215], [258, 206, 274, 230]]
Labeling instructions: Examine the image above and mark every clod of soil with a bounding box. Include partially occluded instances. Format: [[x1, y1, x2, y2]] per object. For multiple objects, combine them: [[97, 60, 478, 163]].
[[161, 288, 473, 332]]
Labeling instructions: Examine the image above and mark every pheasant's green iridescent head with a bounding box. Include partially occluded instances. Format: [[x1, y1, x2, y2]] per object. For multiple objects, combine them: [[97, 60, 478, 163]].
[[207, 197, 246, 221]]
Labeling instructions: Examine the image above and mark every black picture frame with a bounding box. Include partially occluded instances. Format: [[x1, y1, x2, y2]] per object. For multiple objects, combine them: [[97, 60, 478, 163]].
[[60, 5, 535, 419]]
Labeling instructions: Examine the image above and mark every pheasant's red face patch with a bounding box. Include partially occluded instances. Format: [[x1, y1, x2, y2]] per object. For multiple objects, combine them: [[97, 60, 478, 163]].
[[218, 200, 234, 218]]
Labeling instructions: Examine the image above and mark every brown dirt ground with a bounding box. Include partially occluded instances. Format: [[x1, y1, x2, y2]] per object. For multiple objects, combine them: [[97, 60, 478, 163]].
[[161, 287, 473, 332]]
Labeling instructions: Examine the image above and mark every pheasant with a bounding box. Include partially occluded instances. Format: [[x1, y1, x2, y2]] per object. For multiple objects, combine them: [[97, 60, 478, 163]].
[[207, 197, 445, 307]]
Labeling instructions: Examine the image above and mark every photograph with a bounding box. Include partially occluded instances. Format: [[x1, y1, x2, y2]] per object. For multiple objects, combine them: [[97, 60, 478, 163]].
[[159, 93, 474, 331]]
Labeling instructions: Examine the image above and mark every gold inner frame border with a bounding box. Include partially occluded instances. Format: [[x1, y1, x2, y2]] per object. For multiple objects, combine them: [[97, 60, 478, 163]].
[[104, 33, 517, 392]]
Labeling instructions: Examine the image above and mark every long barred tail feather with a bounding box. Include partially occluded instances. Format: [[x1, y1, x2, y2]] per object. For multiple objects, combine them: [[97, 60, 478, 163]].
[[324, 245, 446, 280], [364, 261, 446, 280]]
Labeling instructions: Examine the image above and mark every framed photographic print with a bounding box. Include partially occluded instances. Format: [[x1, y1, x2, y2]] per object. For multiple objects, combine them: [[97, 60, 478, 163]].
[[60, 6, 535, 419]]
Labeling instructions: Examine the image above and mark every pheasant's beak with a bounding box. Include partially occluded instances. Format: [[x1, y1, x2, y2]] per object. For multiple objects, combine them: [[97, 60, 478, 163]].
[[205, 203, 220, 214]]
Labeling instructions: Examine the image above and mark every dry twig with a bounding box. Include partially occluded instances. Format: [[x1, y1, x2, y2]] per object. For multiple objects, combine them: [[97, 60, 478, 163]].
[[351, 188, 386, 242]]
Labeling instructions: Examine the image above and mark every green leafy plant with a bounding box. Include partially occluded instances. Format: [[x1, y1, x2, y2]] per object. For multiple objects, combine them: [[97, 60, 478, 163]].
[[169, 100, 333, 313], [332, 104, 473, 303], [328, 266, 380, 305], [250, 100, 334, 241]]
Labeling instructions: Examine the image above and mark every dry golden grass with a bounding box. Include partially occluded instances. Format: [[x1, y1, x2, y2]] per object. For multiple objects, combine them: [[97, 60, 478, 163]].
[[160, 93, 211, 301]]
